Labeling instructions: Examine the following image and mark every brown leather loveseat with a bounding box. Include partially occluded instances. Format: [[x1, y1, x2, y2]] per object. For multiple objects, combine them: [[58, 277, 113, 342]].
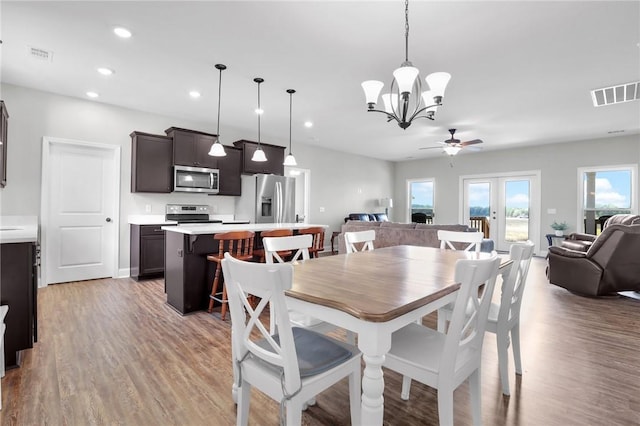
[[547, 222, 640, 296]]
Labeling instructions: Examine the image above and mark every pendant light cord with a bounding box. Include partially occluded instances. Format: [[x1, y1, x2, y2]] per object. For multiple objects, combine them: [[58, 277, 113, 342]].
[[257, 80, 262, 145], [289, 92, 292, 153], [404, 0, 410, 62], [216, 65, 224, 140]]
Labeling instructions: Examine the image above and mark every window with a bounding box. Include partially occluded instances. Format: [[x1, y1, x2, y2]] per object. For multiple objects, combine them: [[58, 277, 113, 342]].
[[408, 179, 434, 223], [578, 165, 637, 234]]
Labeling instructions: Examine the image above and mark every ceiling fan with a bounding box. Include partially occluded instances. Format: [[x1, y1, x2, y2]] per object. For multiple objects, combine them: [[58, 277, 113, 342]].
[[420, 129, 483, 156]]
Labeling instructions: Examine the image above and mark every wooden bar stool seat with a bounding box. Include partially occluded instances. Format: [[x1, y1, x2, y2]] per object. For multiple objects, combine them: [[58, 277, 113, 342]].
[[297, 227, 326, 258], [253, 228, 293, 263], [207, 230, 255, 319]]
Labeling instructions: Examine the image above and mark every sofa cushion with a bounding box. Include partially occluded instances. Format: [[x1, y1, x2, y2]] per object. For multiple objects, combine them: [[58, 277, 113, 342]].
[[380, 222, 416, 229]]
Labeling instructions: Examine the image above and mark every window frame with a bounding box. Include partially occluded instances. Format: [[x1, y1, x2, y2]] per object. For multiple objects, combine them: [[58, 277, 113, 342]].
[[576, 164, 638, 234], [406, 178, 435, 223]]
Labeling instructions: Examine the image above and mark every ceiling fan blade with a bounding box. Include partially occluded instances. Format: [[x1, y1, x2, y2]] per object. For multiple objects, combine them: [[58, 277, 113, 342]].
[[418, 146, 444, 150], [460, 139, 483, 146]]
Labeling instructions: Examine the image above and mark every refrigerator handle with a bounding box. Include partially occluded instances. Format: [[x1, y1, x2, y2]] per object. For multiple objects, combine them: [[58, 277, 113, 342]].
[[277, 182, 283, 223]]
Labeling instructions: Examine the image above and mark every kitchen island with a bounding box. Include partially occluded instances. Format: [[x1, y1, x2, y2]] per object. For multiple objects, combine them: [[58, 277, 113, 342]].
[[162, 223, 328, 315]]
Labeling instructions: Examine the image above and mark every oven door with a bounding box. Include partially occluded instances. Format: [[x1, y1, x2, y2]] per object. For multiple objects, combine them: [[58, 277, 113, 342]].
[[174, 166, 219, 194]]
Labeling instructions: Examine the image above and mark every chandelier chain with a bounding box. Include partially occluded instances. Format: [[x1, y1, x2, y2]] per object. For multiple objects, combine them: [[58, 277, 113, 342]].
[[404, 0, 410, 62]]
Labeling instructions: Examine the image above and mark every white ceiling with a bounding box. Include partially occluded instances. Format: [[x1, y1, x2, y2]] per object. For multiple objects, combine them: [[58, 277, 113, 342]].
[[2, 1, 639, 161]]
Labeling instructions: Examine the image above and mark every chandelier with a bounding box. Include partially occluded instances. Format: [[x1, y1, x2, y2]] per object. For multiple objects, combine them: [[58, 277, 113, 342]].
[[208, 64, 227, 157], [361, 0, 451, 129]]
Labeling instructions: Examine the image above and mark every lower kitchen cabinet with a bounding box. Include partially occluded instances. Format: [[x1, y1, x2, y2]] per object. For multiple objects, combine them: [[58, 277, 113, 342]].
[[130, 224, 171, 280], [1, 242, 37, 370]]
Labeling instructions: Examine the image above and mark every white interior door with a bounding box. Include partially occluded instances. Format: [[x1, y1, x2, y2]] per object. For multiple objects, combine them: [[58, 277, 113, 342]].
[[41, 138, 120, 285], [462, 172, 540, 252], [284, 166, 310, 223]]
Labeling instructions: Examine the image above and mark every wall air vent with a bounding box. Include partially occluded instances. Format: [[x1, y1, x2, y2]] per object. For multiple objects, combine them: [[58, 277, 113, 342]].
[[591, 82, 639, 107], [27, 46, 54, 62]]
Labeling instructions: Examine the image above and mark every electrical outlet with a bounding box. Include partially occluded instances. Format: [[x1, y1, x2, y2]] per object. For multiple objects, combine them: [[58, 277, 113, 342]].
[[547, 208, 556, 214], [319, 207, 325, 213], [145, 204, 152, 213]]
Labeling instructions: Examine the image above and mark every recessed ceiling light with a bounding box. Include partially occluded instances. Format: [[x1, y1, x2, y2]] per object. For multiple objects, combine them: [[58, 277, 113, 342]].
[[86, 91, 99, 98], [189, 91, 201, 98], [113, 27, 132, 38], [304, 121, 313, 128], [97, 67, 114, 76]]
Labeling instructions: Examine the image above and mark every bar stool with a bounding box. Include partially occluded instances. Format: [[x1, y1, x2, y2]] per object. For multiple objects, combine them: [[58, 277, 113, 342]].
[[297, 227, 325, 258], [253, 228, 293, 263], [207, 231, 255, 320]]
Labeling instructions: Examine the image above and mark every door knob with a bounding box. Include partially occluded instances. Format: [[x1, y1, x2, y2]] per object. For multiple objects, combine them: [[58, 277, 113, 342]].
[[106, 217, 112, 222]]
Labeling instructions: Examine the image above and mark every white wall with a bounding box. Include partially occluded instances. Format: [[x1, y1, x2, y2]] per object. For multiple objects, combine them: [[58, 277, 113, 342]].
[[394, 134, 640, 250], [0, 83, 394, 272]]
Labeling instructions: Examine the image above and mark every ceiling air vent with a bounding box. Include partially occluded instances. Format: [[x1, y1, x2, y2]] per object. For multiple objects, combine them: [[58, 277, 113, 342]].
[[591, 82, 639, 107], [27, 46, 54, 62]]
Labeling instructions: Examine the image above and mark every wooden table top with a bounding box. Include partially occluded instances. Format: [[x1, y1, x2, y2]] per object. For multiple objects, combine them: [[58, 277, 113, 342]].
[[287, 245, 501, 323]]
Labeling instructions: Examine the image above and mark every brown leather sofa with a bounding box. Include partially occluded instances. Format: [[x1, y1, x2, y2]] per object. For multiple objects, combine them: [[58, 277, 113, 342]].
[[561, 214, 640, 252], [547, 223, 640, 296]]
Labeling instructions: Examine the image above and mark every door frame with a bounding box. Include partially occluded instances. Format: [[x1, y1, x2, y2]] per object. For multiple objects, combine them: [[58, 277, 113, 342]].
[[40, 136, 121, 287], [284, 166, 311, 223], [459, 170, 541, 253]]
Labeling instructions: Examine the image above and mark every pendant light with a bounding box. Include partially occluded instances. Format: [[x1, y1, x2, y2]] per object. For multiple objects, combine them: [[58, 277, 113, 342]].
[[283, 89, 298, 166], [251, 77, 267, 162], [208, 64, 227, 157]]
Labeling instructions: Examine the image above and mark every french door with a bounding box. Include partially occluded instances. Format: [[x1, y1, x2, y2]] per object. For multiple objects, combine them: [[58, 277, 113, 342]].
[[461, 172, 540, 252]]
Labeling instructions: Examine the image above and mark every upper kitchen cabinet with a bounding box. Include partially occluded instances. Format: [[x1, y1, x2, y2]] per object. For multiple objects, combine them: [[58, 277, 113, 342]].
[[1, 100, 8, 188], [216, 146, 242, 196], [130, 131, 173, 193], [233, 140, 285, 176], [165, 127, 218, 169]]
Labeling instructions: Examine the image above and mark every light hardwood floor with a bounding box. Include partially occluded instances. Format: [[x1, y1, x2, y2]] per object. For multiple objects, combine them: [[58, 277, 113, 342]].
[[1, 257, 639, 425]]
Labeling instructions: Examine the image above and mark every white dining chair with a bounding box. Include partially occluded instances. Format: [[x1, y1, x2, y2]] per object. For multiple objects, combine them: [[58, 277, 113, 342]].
[[221, 254, 362, 426], [438, 230, 484, 253], [344, 230, 376, 253], [437, 241, 535, 396], [263, 234, 354, 343], [383, 253, 500, 426]]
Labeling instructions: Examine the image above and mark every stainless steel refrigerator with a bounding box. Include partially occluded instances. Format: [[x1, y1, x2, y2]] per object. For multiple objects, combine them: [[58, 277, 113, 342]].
[[235, 174, 295, 224]]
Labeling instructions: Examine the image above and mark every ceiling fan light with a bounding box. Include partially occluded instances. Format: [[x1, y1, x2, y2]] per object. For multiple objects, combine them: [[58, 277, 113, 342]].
[[393, 65, 419, 94], [381, 93, 398, 113], [362, 80, 384, 105], [208, 141, 227, 157], [251, 147, 267, 162], [426, 72, 451, 98], [443, 145, 462, 156], [283, 153, 297, 166]]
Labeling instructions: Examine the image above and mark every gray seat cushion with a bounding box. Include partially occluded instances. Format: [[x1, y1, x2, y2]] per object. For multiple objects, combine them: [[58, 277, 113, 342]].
[[257, 327, 353, 377]]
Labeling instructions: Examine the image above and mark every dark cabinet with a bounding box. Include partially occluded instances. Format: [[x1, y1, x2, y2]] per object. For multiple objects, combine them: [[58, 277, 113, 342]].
[[1, 100, 8, 188], [130, 131, 173, 193], [217, 146, 242, 196], [1, 242, 37, 369], [166, 127, 218, 169], [233, 140, 286, 176], [130, 224, 172, 280]]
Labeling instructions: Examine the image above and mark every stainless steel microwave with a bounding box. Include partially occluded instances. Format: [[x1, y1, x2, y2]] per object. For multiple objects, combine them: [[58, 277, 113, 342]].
[[173, 165, 219, 194]]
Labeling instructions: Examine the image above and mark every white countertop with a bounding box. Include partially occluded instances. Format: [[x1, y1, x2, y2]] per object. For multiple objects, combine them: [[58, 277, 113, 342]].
[[128, 215, 177, 225], [0, 215, 39, 244], [162, 222, 328, 235]]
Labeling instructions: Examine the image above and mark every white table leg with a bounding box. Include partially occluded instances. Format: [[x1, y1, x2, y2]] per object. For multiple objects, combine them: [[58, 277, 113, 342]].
[[359, 330, 391, 426]]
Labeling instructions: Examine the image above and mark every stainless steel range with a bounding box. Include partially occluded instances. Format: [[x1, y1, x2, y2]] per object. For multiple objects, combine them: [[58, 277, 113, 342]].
[[165, 204, 222, 224]]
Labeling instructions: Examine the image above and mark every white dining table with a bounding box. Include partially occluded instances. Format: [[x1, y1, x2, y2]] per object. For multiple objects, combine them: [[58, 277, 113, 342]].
[[284, 245, 509, 426]]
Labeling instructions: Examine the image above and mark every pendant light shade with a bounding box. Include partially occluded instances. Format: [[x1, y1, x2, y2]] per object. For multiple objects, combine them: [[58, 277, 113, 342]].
[[251, 77, 267, 162], [283, 89, 297, 166], [209, 63, 227, 157]]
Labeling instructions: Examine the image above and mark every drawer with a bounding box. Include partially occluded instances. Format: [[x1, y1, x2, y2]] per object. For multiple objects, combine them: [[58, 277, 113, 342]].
[[140, 225, 166, 235]]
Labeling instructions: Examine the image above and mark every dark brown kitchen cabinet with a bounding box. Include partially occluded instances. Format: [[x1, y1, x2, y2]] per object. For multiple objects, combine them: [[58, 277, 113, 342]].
[[233, 140, 285, 176], [1, 242, 37, 369], [130, 224, 172, 280], [165, 127, 218, 169], [130, 131, 173, 193], [0, 100, 8, 188], [217, 146, 242, 196]]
